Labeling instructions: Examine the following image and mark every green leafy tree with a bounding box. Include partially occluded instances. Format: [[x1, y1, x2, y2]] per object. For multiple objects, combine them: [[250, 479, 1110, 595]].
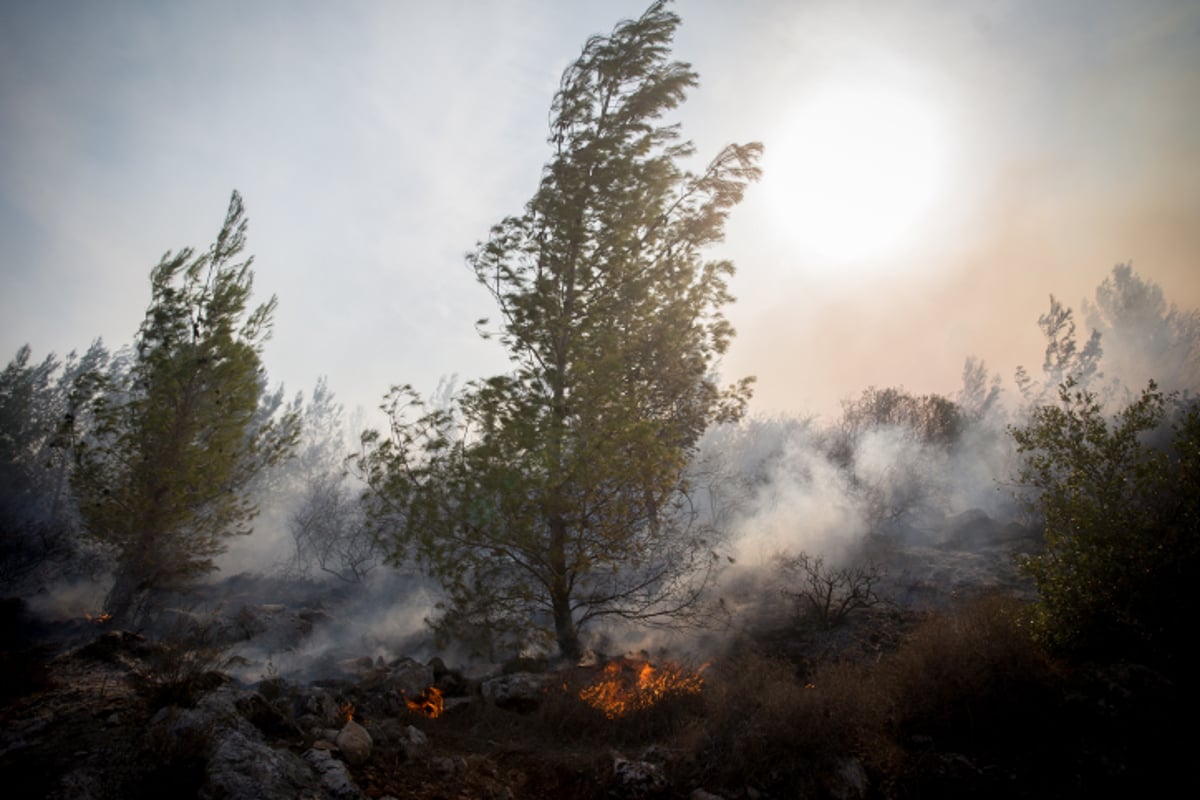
[[74, 191, 298, 625], [1011, 378, 1200, 659], [362, 1, 760, 659]]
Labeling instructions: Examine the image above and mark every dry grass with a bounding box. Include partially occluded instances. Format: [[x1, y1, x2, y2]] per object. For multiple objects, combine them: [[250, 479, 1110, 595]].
[[136, 611, 234, 709], [662, 593, 1067, 798]]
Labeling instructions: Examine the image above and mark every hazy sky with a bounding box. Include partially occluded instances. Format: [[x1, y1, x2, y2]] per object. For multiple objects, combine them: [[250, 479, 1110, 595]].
[[2, 0, 1197, 423]]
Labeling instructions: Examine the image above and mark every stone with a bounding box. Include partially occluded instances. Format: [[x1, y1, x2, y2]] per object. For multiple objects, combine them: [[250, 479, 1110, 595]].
[[305, 747, 365, 799], [390, 658, 435, 698], [334, 719, 372, 766], [611, 753, 668, 798], [481, 672, 553, 712]]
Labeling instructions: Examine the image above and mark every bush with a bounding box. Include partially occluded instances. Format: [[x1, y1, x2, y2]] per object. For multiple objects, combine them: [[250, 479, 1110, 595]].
[[776, 551, 887, 630], [1011, 380, 1200, 661], [137, 610, 234, 708]]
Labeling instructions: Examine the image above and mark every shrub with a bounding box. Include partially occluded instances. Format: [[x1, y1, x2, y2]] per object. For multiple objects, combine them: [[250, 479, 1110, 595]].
[[1011, 380, 1200, 661], [137, 610, 234, 708]]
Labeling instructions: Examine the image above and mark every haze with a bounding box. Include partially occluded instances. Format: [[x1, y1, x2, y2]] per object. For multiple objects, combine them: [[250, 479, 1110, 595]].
[[2, 0, 1197, 420]]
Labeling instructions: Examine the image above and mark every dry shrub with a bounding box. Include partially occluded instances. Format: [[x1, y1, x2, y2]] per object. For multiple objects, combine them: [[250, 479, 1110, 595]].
[[673, 595, 1061, 797], [137, 610, 234, 708], [877, 593, 1058, 748], [526, 663, 707, 747], [675, 647, 885, 796]]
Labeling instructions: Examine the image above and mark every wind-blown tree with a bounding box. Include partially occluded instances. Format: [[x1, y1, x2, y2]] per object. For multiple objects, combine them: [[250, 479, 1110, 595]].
[[362, 1, 760, 659], [74, 192, 298, 625], [0, 341, 108, 592]]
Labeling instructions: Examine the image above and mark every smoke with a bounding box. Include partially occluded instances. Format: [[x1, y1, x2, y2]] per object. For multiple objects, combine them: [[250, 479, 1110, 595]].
[[724, 422, 867, 567]]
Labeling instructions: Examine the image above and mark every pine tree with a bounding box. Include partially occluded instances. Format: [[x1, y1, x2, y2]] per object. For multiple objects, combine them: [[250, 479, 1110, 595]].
[[75, 192, 297, 624], [362, 2, 760, 658]]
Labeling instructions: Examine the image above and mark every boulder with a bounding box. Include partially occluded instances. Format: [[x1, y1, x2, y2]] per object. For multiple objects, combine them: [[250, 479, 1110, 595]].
[[305, 747, 365, 799], [390, 658, 435, 697], [611, 752, 668, 798], [334, 719, 373, 766], [481, 671, 553, 712]]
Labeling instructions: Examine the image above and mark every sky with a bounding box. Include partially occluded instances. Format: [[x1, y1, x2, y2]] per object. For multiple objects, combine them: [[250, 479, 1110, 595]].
[[2, 0, 1198, 425]]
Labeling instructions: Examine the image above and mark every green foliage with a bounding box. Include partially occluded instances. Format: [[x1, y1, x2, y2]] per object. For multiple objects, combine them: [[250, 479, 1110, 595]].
[[0, 341, 109, 590], [1010, 378, 1200, 658], [74, 191, 298, 624], [361, 2, 760, 658]]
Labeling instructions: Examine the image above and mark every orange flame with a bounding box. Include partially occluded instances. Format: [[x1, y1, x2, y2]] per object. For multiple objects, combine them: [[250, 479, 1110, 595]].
[[338, 702, 355, 724], [84, 612, 113, 626], [579, 658, 709, 719], [405, 685, 444, 719]]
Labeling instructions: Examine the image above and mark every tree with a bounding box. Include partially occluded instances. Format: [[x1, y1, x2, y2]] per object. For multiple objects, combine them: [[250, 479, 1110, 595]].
[[776, 551, 887, 630], [1082, 263, 1200, 398], [957, 356, 1002, 422], [829, 386, 964, 529], [1010, 378, 1200, 659], [362, 1, 761, 659], [0, 341, 108, 591], [1014, 295, 1103, 404], [283, 381, 382, 584], [74, 191, 298, 625]]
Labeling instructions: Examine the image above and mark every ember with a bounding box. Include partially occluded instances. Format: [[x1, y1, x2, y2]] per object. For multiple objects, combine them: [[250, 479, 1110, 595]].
[[84, 612, 112, 625], [405, 685, 444, 719], [579, 658, 709, 719]]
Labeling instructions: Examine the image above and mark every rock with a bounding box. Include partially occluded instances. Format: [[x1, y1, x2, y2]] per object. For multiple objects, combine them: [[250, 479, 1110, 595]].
[[390, 658, 435, 697], [335, 719, 373, 766], [611, 752, 668, 798], [481, 672, 553, 712], [148, 685, 349, 800], [691, 791, 725, 800], [305, 747, 365, 799], [235, 691, 302, 740], [430, 754, 468, 777], [401, 724, 428, 759], [203, 729, 323, 800], [297, 687, 342, 727], [827, 757, 868, 800]]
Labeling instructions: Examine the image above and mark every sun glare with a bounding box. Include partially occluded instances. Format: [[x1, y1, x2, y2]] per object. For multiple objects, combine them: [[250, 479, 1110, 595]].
[[765, 83, 948, 265]]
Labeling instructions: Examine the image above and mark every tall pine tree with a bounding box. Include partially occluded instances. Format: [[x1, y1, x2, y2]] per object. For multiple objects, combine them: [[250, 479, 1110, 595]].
[[75, 192, 297, 625], [362, 2, 760, 658]]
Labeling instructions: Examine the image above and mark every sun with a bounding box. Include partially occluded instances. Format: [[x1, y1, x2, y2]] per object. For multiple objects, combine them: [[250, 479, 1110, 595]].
[[763, 83, 949, 265]]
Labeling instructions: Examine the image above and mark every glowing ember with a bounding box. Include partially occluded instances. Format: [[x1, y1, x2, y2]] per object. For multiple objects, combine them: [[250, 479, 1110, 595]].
[[405, 685, 444, 719], [84, 612, 112, 625], [579, 658, 709, 719], [338, 702, 355, 724]]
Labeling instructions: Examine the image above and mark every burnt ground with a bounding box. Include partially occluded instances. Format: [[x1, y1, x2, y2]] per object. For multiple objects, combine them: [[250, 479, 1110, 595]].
[[1, 514, 1195, 800], [2, 597, 1196, 800]]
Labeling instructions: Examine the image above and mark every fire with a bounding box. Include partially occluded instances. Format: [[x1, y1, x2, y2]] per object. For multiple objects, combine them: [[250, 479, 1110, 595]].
[[84, 612, 112, 625], [339, 702, 355, 724], [405, 685, 444, 719], [579, 658, 709, 719]]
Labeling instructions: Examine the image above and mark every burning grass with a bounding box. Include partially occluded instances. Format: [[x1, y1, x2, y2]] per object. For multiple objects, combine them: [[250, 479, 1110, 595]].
[[578, 657, 708, 719]]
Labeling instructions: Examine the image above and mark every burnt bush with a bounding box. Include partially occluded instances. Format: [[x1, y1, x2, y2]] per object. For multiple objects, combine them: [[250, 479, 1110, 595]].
[[136, 611, 234, 709]]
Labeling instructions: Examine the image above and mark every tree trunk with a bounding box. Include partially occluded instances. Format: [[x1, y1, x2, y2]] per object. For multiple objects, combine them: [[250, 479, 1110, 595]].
[[547, 515, 581, 661]]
